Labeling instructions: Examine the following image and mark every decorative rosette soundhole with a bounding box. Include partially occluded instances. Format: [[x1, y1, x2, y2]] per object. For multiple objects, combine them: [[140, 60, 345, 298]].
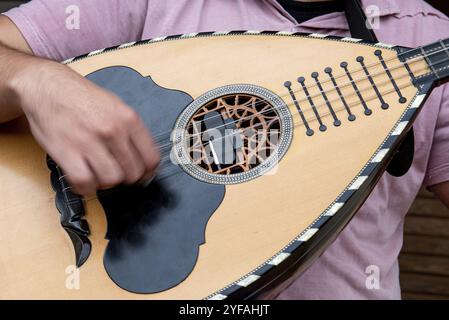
[[173, 84, 293, 185], [186, 94, 281, 175]]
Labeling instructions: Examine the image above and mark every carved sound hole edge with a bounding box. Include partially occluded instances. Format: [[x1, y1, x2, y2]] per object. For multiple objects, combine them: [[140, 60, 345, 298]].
[[187, 93, 281, 175], [173, 84, 294, 185]]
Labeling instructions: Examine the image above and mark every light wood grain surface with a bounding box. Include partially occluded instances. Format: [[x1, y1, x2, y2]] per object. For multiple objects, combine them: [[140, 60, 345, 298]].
[[0, 34, 421, 299]]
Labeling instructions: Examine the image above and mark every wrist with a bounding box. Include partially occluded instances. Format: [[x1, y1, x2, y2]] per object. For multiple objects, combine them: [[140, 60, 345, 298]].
[[0, 44, 54, 122], [4, 55, 36, 104], [6, 55, 53, 113]]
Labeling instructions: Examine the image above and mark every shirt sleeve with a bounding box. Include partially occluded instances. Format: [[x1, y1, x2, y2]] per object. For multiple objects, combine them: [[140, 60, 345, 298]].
[[423, 84, 449, 187], [2, 0, 149, 61]]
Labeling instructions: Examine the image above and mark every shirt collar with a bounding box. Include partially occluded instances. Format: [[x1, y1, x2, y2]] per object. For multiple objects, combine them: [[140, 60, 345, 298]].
[[267, 0, 401, 31]]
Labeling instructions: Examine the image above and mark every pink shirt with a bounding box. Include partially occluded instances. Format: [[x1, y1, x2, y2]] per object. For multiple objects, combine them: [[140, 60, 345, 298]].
[[5, 0, 449, 299]]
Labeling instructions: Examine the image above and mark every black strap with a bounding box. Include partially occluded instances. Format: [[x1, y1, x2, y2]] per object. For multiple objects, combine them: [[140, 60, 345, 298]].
[[344, 0, 414, 177], [343, 0, 378, 42]]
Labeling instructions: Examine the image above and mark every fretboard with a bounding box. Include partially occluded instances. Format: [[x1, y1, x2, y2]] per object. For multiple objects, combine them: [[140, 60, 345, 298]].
[[399, 37, 449, 86]]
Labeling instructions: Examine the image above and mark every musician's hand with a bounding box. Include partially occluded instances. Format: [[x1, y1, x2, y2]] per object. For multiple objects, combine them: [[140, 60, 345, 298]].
[[10, 59, 160, 195]]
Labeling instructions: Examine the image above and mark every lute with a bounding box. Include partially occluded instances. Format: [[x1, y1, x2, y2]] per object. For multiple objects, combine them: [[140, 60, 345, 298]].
[[0, 31, 448, 299]]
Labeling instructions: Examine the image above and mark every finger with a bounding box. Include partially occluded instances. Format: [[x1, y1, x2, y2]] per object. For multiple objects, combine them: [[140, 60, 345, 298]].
[[83, 141, 125, 190], [130, 121, 161, 182], [105, 135, 146, 185], [55, 153, 96, 196], [37, 131, 97, 196]]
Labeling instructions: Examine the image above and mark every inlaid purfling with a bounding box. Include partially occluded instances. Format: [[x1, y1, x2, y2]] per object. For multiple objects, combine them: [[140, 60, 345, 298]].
[[284, 81, 314, 136], [356, 56, 389, 110], [375, 50, 407, 104], [340, 61, 372, 116], [298, 76, 327, 132], [325, 67, 356, 121], [311, 72, 341, 127]]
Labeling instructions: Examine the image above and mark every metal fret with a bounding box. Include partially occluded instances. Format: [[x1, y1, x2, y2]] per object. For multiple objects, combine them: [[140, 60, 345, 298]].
[[440, 40, 449, 59], [420, 46, 440, 78]]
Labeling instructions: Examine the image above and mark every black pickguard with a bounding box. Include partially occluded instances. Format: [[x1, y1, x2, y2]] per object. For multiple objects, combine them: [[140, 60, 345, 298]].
[[86, 66, 225, 294]]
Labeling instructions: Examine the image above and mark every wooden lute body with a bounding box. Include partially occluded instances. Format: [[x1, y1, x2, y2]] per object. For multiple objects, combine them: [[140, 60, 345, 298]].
[[0, 31, 447, 299]]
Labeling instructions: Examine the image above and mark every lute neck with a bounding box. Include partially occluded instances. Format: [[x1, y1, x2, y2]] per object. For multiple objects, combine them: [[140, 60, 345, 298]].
[[400, 37, 449, 87]]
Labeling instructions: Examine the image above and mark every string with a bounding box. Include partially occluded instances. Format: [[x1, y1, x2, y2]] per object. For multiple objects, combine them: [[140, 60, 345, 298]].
[[152, 52, 441, 161], [62, 44, 449, 203], [153, 45, 447, 155], [64, 60, 436, 205], [150, 44, 448, 149], [148, 74, 427, 183]]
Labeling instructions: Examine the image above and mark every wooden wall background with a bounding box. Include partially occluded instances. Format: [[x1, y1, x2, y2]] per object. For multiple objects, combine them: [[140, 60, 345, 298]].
[[400, 189, 449, 299], [1, 0, 449, 300]]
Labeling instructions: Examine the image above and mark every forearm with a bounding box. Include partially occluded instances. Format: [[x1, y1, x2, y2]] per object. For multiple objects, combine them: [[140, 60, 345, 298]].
[[0, 16, 159, 194], [0, 14, 38, 123], [0, 43, 36, 122]]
